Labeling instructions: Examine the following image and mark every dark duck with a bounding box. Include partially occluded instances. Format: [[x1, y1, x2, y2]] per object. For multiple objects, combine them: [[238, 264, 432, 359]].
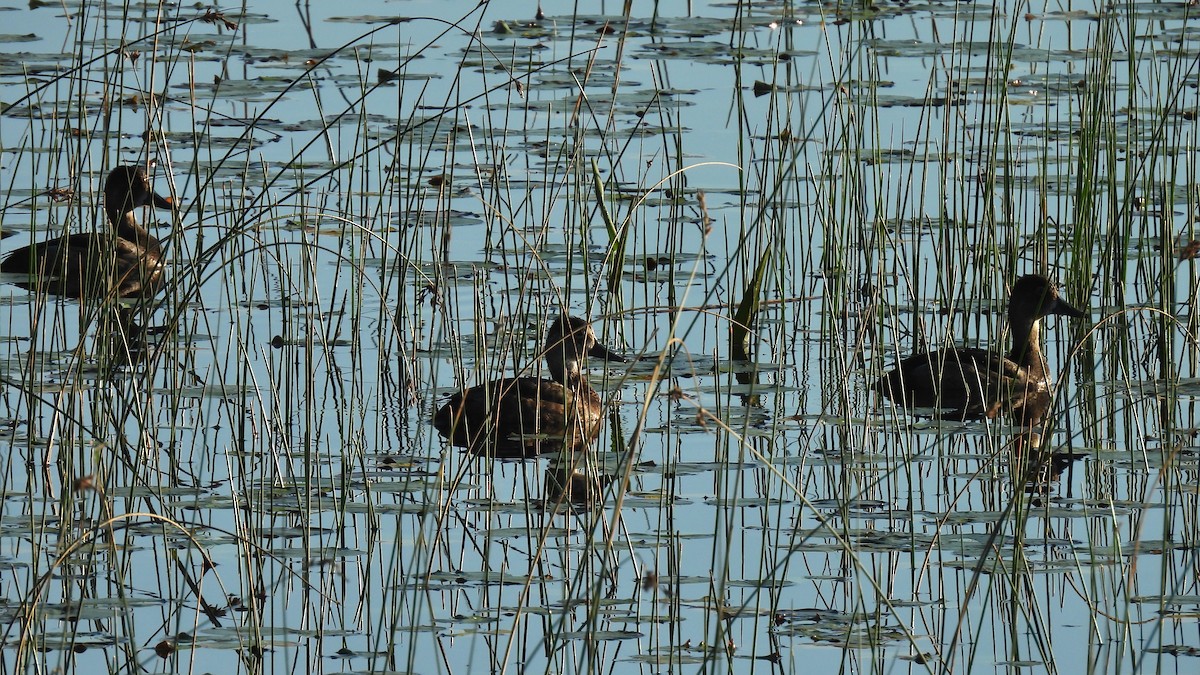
[[0, 165, 174, 298], [433, 315, 625, 458], [876, 274, 1086, 426]]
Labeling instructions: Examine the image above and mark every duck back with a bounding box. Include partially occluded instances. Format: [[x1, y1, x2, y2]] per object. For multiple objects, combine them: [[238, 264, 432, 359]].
[[0, 232, 163, 298], [433, 375, 604, 458], [877, 347, 1034, 421]]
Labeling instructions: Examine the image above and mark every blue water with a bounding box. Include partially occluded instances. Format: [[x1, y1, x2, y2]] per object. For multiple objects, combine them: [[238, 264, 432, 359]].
[[0, 1, 1195, 674]]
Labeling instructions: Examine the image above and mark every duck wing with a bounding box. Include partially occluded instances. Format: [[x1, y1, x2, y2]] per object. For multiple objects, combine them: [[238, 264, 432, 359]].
[[433, 377, 598, 457], [1, 234, 104, 297], [877, 348, 1024, 420], [0, 233, 160, 298]]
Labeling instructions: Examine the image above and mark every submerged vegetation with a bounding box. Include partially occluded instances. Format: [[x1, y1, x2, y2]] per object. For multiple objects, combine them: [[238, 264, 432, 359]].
[[0, 1, 1197, 673]]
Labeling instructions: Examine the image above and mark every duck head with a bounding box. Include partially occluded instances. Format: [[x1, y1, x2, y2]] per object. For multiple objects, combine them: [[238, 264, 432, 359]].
[[544, 315, 625, 381], [1009, 274, 1087, 322], [104, 166, 175, 231]]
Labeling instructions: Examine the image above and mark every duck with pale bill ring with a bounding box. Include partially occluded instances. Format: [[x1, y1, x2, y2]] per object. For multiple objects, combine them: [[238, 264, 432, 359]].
[[0, 165, 175, 299], [875, 274, 1087, 426], [433, 315, 626, 458]]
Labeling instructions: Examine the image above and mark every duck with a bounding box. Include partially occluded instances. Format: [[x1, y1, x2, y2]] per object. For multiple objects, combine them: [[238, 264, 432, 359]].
[[876, 274, 1086, 426], [433, 315, 625, 458], [0, 165, 175, 298]]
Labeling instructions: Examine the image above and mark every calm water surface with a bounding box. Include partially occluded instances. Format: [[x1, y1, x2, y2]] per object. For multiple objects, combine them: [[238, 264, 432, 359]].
[[0, 1, 1196, 673]]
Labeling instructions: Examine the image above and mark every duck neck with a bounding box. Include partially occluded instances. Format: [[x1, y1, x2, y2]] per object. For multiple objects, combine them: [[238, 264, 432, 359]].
[[108, 207, 160, 252], [1007, 314, 1047, 378], [547, 356, 585, 388]]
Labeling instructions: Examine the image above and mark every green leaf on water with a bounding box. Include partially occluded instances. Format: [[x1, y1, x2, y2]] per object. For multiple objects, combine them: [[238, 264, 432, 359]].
[[731, 247, 772, 362]]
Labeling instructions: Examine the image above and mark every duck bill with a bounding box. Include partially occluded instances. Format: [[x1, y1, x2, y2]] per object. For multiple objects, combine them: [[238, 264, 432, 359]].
[[149, 192, 176, 212], [588, 341, 627, 363], [153, 193, 175, 211], [1054, 298, 1087, 319], [130, 181, 175, 211]]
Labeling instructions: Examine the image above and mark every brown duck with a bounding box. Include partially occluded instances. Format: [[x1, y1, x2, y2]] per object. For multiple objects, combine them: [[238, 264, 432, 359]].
[[0, 165, 174, 298], [876, 274, 1086, 425], [433, 315, 625, 458]]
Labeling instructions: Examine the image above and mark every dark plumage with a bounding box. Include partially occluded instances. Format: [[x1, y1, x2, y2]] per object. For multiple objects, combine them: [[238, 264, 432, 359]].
[[0, 165, 175, 298], [876, 274, 1087, 426], [433, 315, 625, 458]]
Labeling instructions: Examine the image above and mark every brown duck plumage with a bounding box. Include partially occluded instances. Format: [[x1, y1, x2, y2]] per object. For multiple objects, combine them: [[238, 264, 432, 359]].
[[876, 274, 1087, 426], [433, 315, 625, 458], [0, 165, 175, 298]]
